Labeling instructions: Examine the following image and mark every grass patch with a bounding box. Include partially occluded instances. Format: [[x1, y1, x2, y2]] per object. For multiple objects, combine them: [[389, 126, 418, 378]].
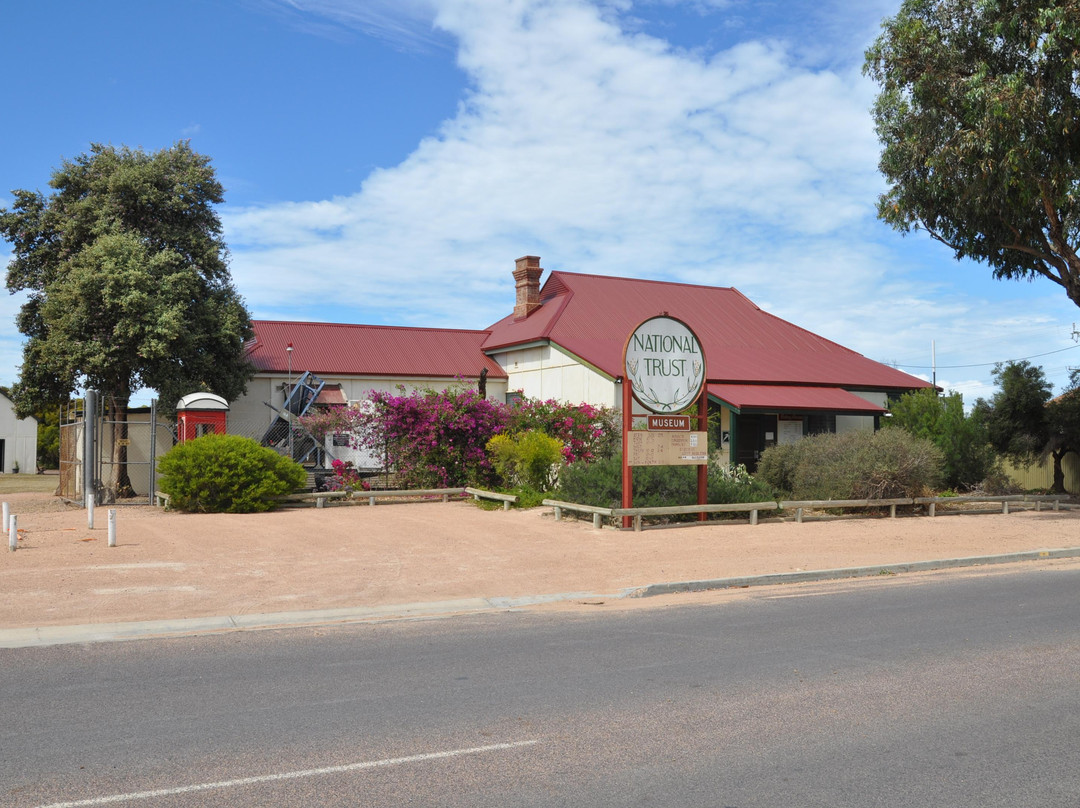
[[0, 474, 58, 495]]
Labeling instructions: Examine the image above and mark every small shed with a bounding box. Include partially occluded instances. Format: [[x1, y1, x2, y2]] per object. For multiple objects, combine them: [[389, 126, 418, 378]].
[[176, 392, 229, 442], [0, 391, 37, 473]]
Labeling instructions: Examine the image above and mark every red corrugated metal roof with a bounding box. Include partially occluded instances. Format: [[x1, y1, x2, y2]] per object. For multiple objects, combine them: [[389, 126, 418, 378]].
[[708, 384, 887, 413], [484, 271, 930, 392], [248, 321, 506, 379]]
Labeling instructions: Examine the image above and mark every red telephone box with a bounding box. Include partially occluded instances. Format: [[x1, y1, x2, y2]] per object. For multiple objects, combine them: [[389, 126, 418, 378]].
[[176, 393, 230, 442]]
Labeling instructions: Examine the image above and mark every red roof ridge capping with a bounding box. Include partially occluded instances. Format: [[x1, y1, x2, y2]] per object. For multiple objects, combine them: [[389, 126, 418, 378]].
[[482, 268, 741, 351], [547, 269, 739, 295], [250, 319, 493, 336]]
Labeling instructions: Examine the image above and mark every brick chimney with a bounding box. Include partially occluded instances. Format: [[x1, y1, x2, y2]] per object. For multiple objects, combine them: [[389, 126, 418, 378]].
[[513, 255, 543, 320]]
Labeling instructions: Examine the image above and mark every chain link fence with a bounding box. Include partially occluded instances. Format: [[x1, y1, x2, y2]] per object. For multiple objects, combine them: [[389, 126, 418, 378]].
[[58, 395, 177, 505]]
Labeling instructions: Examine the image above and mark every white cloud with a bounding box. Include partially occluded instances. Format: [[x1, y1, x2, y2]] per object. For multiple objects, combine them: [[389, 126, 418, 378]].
[[227, 0, 884, 312], [253, 0, 447, 50], [224, 0, 1079, 398]]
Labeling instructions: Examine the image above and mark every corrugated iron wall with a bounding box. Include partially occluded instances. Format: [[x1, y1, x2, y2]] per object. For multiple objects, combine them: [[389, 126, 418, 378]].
[[1003, 453, 1080, 494]]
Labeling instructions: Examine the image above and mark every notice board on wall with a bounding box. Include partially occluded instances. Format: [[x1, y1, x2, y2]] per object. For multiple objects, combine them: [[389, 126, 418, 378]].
[[778, 417, 804, 445], [626, 431, 709, 467]]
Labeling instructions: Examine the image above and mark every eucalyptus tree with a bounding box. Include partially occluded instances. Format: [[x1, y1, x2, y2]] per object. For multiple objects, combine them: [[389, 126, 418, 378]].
[[865, 0, 1080, 307], [0, 142, 253, 499]]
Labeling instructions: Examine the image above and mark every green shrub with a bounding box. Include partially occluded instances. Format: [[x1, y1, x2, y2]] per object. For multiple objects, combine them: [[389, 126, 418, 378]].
[[708, 460, 778, 504], [469, 485, 550, 511], [757, 428, 942, 500], [157, 434, 306, 513], [558, 453, 700, 510], [487, 430, 564, 491], [558, 453, 623, 508], [558, 451, 776, 513]]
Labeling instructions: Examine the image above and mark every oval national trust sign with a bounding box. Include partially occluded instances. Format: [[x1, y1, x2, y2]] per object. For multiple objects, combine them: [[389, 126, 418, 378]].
[[624, 315, 706, 414]]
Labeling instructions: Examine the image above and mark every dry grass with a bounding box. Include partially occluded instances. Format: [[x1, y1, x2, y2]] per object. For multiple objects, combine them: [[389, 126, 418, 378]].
[[0, 474, 58, 495]]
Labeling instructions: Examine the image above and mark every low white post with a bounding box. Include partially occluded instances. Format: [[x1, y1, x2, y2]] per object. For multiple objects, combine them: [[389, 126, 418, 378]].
[[8, 514, 16, 551], [108, 509, 117, 547], [86, 493, 95, 529]]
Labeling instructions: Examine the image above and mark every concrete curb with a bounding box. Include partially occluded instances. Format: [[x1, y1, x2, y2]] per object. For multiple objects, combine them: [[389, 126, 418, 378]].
[[625, 547, 1080, 598], [3, 547, 1078, 649]]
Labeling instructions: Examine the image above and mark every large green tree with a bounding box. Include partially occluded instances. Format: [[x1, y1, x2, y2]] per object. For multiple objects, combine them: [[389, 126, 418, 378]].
[[865, 0, 1080, 307], [1045, 369, 1080, 492], [884, 387, 996, 489], [0, 142, 254, 499], [978, 360, 1053, 457]]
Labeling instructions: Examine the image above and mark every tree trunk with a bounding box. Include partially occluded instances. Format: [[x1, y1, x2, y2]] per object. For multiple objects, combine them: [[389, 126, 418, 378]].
[[1051, 448, 1066, 494], [105, 394, 136, 502]]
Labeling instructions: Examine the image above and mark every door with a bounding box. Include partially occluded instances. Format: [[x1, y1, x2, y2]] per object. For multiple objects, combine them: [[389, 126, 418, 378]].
[[734, 414, 777, 471]]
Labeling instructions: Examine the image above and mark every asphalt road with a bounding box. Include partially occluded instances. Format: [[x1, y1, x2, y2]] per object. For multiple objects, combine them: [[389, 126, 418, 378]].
[[3, 565, 1079, 807]]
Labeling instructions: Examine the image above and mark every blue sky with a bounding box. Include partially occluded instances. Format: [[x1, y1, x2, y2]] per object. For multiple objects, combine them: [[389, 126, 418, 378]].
[[2, 0, 1078, 408]]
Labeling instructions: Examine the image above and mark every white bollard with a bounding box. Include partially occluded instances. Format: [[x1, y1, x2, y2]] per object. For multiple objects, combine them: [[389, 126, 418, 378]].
[[86, 492, 95, 529], [8, 514, 16, 552], [108, 509, 117, 547]]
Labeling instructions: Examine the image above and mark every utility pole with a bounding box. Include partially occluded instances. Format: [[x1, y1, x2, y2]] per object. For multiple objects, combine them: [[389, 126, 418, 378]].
[[286, 342, 294, 461]]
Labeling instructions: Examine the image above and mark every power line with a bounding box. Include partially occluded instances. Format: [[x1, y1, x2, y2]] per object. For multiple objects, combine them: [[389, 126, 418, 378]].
[[893, 343, 1080, 371]]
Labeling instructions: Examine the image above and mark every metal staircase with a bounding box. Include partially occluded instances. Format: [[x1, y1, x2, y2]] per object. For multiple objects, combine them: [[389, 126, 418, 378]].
[[261, 371, 327, 464]]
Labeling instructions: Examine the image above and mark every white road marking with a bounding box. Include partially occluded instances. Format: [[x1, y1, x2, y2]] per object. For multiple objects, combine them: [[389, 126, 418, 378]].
[[86, 564, 188, 571], [91, 587, 198, 595], [34, 740, 540, 808]]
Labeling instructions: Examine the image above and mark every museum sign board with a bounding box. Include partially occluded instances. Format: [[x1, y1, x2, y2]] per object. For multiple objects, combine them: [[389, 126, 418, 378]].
[[623, 316, 705, 414]]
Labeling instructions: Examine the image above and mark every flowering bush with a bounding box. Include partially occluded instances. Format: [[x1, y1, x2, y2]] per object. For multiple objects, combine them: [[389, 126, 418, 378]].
[[299, 389, 619, 491], [326, 459, 370, 494], [350, 388, 508, 488], [505, 398, 619, 464], [297, 406, 365, 442]]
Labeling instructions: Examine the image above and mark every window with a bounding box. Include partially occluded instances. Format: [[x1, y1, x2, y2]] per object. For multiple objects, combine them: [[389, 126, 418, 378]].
[[806, 413, 836, 435]]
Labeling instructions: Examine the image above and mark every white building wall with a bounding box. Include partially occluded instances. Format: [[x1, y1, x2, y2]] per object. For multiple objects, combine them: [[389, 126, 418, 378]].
[[836, 391, 886, 434], [0, 395, 37, 474], [495, 344, 617, 407]]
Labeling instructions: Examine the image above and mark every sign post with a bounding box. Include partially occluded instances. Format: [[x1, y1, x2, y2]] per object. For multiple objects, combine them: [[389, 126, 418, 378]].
[[621, 315, 708, 527]]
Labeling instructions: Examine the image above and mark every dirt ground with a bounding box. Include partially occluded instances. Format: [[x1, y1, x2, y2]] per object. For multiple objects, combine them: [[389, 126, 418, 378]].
[[1, 492, 1078, 630]]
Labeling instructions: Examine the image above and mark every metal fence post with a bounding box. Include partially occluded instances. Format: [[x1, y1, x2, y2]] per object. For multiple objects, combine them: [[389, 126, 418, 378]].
[[149, 398, 158, 505], [83, 390, 97, 507]]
